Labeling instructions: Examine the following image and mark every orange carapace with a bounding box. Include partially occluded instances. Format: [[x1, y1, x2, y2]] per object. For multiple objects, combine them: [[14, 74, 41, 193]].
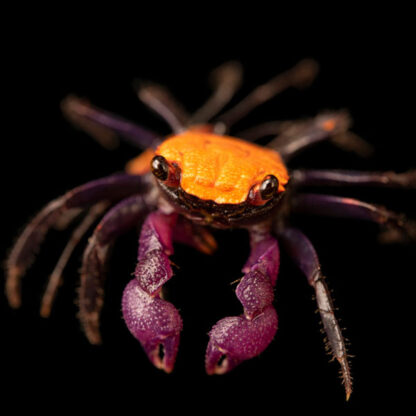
[[128, 130, 289, 205]]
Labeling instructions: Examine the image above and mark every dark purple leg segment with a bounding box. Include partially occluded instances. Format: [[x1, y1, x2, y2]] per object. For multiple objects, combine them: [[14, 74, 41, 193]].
[[61, 96, 161, 149], [79, 194, 155, 345], [292, 169, 416, 189], [122, 211, 183, 373], [293, 193, 416, 241], [238, 115, 373, 157], [6, 173, 150, 308], [216, 59, 319, 130], [137, 83, 189, 133], [277, 227, 352, 400], [189, 61, 243, 125], [267, 111, 351, 161], [205, 227, 279, 374], [40, 202, 109, 318]]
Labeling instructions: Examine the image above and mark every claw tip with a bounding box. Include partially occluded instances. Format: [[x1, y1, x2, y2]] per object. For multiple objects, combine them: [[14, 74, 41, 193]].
[[8, 295, 21, 309], [6, 269, 22, 309], [39, 304, 51, 318], [345, 390, 352, 402]]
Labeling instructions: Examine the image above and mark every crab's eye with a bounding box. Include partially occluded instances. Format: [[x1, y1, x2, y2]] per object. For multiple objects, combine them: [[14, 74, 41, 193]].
[[248, 174, 279, 206], [259, 175, 279, 200], [151, 155, 169, 181], [151, 155, 181, 187]]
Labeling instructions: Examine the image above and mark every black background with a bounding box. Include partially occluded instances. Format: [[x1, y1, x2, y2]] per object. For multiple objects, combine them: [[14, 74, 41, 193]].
[[2, 14, 415, 413]]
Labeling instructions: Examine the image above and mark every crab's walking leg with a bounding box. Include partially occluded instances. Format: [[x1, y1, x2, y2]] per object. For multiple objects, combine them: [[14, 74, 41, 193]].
[[205, 227, 279, 374], [267, 111, 353, 161], [216, 59, 319, 129], [6, 173, 150, 308], [293, 193, 416, 241], [292, 169, 416, 189], [78, 194, 155, 344], [277, 227, 352, 401], [137, 83, 189, 133], [40, 202, 109, 318], [239, 115, 373, 157], [61, 96, 161, 150], [189, 61, 243, 125]]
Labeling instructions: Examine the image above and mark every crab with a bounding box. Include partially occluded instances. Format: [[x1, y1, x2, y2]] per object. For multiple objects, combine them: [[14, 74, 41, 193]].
[[6, 59, 416, 401]]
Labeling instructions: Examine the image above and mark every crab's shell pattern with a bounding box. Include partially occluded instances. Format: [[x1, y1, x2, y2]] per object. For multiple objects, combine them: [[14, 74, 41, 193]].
[[155, 131, 289, 204]]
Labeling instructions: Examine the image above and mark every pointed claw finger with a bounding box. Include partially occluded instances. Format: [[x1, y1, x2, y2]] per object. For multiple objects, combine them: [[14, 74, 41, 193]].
[[205, 338, 243, 375], [143, 333, 180, 374], [205, 306, 278, 375], [122, 279, 182, 372]]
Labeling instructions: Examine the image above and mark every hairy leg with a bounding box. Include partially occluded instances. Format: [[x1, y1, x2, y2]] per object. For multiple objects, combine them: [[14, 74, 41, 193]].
[[189, 61, 243, 125], [216, 59, 319, 130], [292, 193, 416, 241], [277, 227, 352, 400], [292, 169, 416, 189], [137, 82, 189, 133], [40, 202, 109, 318], [78, 194, 154, 344], [237, 116, 373, 157], [61, 96, 161, 149], [205, 226, 279, 374], [266, 111, 353, 161], [6, 173, 151, 308]]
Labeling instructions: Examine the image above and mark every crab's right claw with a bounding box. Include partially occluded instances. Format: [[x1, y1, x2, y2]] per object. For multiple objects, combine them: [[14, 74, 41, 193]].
[[122, 279, 182, 373], [205, 306, 278, 374]]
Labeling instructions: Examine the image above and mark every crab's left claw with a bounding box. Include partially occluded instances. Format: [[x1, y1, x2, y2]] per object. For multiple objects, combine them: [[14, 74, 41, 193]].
[[206, 232, 280, 374], [205, 306, 278, 374]]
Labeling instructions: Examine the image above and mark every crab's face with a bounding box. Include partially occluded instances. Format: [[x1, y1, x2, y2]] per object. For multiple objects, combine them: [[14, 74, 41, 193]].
[[151, 129, 290, 227]]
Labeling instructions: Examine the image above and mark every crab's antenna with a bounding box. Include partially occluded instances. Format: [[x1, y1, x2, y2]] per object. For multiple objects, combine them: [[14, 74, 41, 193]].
[[189, 61, 243, 125], [137, 82, 189, 133], [215, 59, 319, 131]]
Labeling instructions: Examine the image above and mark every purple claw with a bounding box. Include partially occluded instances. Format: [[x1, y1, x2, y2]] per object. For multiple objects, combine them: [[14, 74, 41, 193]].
[[121, 212, 184, 372], [206, 306, 278, 374], [122, 279, 182, 373], [205, 229, 280, 374]]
